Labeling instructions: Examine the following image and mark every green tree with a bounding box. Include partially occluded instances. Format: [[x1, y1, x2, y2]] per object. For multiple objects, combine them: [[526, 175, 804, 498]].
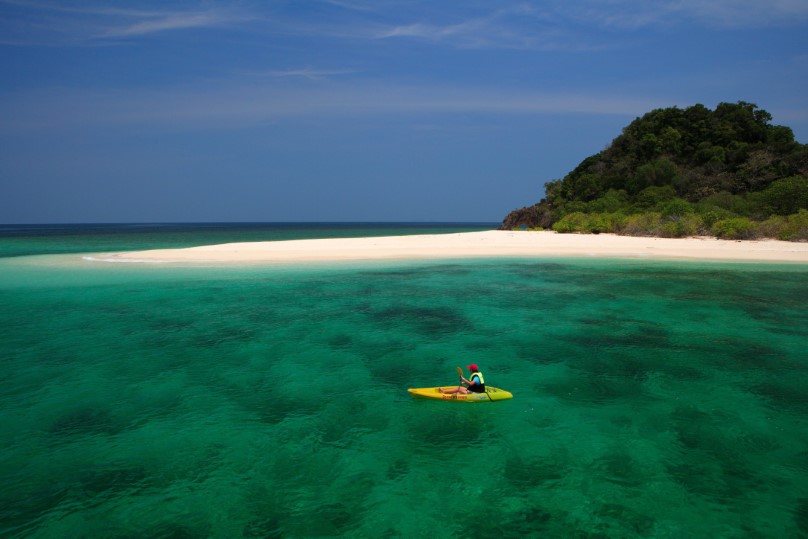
[[634, 185, 676, 210], [587, 189, 630, 213], [629, 158, 680, 193], [752, 176, 808, 216]]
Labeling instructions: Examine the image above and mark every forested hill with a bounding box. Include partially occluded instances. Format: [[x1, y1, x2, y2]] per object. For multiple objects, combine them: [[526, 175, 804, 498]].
[[501, 102, 808, 240]]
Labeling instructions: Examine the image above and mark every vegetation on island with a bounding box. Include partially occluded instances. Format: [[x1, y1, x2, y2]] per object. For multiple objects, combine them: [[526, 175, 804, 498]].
[[500, 101, 808, 240]]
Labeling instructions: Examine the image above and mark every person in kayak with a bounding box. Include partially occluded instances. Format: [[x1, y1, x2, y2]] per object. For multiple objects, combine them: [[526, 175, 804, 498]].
[[439, 364, 485, 394]]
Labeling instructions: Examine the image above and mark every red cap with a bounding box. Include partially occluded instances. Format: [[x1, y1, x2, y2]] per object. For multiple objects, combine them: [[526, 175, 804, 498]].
[[467, 364, 479, 372]]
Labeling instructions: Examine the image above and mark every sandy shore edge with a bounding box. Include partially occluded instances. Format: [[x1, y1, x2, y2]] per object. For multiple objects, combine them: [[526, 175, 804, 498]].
[[85, 230, 808, 265]]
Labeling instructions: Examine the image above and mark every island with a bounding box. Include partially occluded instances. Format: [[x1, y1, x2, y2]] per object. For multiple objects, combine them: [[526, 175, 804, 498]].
[[500, 101, 807, 241]]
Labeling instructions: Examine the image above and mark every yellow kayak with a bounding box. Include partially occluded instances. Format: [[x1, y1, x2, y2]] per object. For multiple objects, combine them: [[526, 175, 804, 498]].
[[407, 386, 513, 402]]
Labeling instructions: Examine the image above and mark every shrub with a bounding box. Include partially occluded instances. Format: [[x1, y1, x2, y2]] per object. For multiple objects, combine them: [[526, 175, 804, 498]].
[[758, 215, 786, 239], [783, 209, 808, 241], [659, 214, 702, 238], [659, 198, 695, 219], [586, 213, 611, 234], [699, 191, 752, 215], [760, 209, 808, 241], [604, 212, 629, 233], [553, 212, 589, 233], [553, 212, 624, 234], [622, 212, 662, 236], [697, 206, 737, 228], [712, 217, 758, 239]]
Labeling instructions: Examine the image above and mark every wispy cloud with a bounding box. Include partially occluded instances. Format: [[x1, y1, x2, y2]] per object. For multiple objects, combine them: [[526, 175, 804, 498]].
[[262, 68, 358, 80], [370, 0, 808, 53], [0, 1, 248, 45], [1, 81, 672, 135], [318, 0, 379, 12], [673, 0, 808, 26], [566, 0, 808, 29], [4, 1, 807, 49], [98, 11, 243, 38], [373, 5, 599, 51], [377, 20, 497, 47]]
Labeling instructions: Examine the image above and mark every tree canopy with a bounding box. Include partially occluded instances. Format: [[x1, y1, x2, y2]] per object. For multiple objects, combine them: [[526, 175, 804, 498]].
[[501, 102, 808, 240]]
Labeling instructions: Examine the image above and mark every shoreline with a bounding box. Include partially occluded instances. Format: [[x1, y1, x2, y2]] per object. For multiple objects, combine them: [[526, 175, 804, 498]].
[[86, 230, 808, 265]]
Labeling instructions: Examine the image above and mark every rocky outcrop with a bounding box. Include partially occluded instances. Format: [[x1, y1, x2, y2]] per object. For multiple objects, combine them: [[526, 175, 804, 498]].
[[499, 204, 554, 230]]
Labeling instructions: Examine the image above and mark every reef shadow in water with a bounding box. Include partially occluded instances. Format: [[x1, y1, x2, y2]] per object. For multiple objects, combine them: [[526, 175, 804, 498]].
[[49, 407, 123, 437], [370, 304, 474, 338]]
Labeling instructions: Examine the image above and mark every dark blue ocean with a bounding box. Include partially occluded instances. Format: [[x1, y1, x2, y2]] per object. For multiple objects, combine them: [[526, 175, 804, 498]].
[[1, 223, 806, 538]]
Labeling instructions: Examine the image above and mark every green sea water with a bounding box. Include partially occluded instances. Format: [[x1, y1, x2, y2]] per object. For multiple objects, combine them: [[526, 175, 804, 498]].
[[1, 225, 807, 538]]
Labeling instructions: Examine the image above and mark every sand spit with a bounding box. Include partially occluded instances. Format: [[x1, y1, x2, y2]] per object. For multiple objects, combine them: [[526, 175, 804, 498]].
[[87, 231, 808, 265]]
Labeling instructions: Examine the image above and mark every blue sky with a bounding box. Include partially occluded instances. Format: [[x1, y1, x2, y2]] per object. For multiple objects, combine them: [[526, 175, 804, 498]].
[[1, 1, 807, 223]]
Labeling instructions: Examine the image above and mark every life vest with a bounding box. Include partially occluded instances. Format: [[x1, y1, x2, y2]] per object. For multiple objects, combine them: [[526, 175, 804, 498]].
[[468, 371, 486, 392]]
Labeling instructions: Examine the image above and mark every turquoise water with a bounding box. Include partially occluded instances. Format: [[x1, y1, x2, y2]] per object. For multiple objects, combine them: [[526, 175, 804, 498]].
[[0, 223, 496, 259], [1, 225, 807, 537]]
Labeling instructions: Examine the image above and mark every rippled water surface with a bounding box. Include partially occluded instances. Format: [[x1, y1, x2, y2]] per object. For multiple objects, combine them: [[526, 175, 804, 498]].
[[1, 225, 806, 537]]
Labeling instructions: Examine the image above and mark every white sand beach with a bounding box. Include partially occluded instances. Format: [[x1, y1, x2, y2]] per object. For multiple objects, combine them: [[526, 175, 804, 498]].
[[91, 230, 808, 264]]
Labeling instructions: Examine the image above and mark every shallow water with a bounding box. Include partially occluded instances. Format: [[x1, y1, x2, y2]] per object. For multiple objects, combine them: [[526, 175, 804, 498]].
[[1, 226, 806, 537], [0, 222, 495, 259]]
